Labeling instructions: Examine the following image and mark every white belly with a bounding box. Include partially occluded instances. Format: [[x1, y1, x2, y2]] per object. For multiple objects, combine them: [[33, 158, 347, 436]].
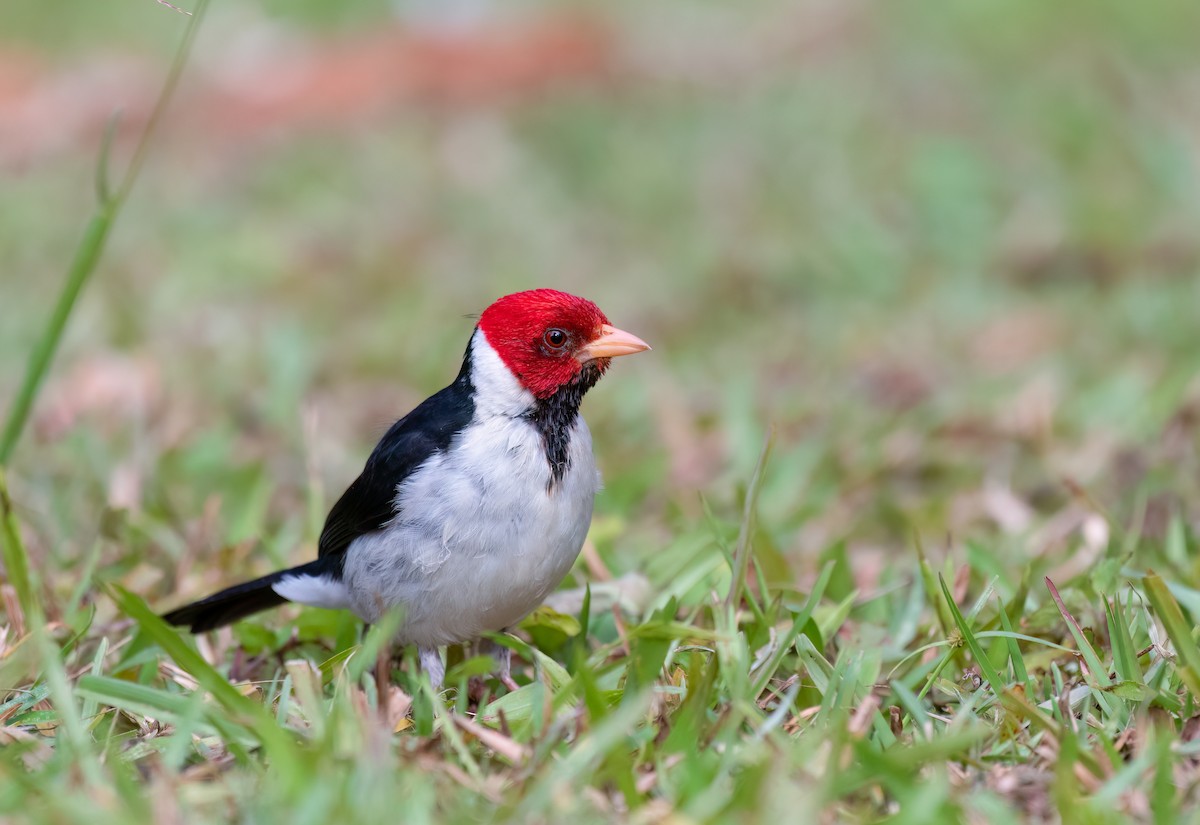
[[340, 414, 600, 646]]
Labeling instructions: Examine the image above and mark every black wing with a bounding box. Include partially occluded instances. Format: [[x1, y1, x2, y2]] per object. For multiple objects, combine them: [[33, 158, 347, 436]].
[[317, 346, 475, 559]]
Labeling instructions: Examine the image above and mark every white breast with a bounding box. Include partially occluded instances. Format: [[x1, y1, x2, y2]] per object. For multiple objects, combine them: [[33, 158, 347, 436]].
[[338, 332, 601, 646]]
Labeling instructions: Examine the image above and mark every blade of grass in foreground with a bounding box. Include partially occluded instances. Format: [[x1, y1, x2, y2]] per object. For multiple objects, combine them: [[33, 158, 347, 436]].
[[0, 0, 211, 626], [1044, 577, 1112, 688], [32, 616, 104, 788], [1000, 684, 1103, 778], [750, 560, 833, 698], [0, 0, 209, 466], [1143, 572, 1200, 696], [997, 596, 1031, 694], [0, 469, 35, 618], [916, 534, 954, 643], [938, 574, 1004, 693], [1104, 595, 1141, 684], [515, 689, 654, 819], [724, 430, 773, 614], [107, 585, 304, 782], [75, 674, 255, 750]]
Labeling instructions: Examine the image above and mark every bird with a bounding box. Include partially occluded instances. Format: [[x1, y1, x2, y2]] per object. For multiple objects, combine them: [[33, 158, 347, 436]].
[[162, 288, 650, 688]]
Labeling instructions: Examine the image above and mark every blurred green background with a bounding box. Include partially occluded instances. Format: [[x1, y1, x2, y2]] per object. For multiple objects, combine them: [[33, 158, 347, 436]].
[[3, 0, 1199, 607]]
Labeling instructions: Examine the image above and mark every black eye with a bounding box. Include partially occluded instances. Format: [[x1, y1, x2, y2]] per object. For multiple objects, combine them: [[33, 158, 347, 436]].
[[543, 328, 569, 349]]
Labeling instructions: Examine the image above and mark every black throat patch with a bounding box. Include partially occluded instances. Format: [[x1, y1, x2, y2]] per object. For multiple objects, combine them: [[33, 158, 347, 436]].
[[525, 362, 603, 488]]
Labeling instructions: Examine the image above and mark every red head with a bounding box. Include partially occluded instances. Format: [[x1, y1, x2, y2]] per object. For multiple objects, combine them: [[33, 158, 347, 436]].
[[477, 289, 650, 399]]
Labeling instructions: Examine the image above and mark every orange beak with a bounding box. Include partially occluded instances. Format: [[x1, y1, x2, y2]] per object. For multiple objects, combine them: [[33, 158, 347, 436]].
[[577, 324, 652, 362]]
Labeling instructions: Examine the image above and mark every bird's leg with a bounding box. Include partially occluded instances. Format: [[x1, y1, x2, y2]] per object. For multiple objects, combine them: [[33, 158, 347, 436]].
[[418, 645, 445, 690], [483, 637, 521, 692]]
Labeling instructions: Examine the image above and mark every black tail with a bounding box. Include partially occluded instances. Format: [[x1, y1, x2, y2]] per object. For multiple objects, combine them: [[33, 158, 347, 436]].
[[162, 559, 329, 632]]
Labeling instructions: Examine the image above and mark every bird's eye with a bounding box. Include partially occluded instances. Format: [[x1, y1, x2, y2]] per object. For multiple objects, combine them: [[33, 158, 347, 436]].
[[543, 328, 569, 349]]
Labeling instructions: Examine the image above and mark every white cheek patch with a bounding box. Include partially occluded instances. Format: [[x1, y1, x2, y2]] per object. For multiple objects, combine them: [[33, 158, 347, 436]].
[[470, 329, 536, 418]]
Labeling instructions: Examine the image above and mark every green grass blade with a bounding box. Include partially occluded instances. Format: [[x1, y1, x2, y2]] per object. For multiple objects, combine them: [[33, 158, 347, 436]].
[[0, 0, 209, 466], [750, 560, 833, 697], [724, 430, 773, 613], [76, 674, 197, 722], [916, 533, 954, 642], [515, 689, 653, 819], [1044, 577, 1111, 688], [889, 679, 930, 740], [795, 634, 835, 695], [996, 597, 1031, 693], [1151, 728, 1178, 823], [1143, 571, 1200, 696], [0, 468, 36, 616], [346, 607, 405, 683], [1000, 686, 1102, 778], [0, 212, 112, 465], [1105, 595, 1141, 684], [32, 617, 103, 787], [106, 584, 303, 779], [937, 574, 1004, 692]]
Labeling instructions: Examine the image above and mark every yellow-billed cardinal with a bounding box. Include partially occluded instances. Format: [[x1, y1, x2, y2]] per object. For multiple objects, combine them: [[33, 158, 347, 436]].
[[163, 289, 650, 687]]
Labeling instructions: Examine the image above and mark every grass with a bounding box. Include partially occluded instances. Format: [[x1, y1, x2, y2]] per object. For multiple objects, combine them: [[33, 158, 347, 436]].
[[3, 0, 1200, 821]]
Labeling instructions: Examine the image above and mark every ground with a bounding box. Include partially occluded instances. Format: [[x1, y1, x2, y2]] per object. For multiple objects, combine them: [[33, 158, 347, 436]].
[[2, 0, 1200, 822]]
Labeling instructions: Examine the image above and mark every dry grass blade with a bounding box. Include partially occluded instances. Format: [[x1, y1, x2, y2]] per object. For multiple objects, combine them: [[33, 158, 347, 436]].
[[452, 714, 530, 765]]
